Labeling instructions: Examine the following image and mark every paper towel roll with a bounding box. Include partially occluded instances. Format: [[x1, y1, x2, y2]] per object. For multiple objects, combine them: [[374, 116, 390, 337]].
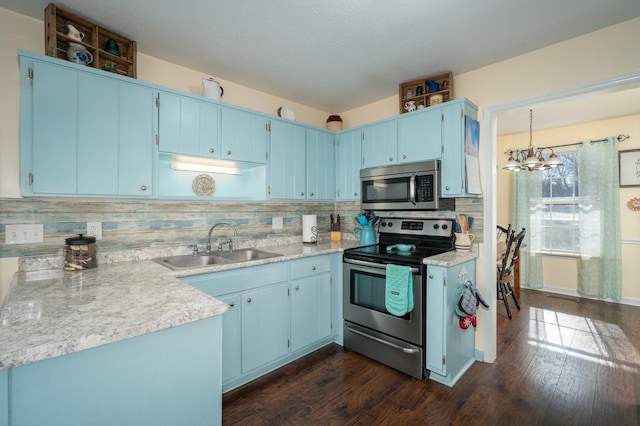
[[302, 215, 317, 243]]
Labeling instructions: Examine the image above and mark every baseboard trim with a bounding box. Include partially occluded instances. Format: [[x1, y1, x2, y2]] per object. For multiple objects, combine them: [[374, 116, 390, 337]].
[[522, 286, 640, 307]]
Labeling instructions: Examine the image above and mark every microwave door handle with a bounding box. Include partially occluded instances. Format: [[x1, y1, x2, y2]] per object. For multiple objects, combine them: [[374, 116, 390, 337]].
[[409, 172, 417, 205]]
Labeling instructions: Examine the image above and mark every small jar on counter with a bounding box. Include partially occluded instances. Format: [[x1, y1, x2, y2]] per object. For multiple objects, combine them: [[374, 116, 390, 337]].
[[64, 234, 97, 271]]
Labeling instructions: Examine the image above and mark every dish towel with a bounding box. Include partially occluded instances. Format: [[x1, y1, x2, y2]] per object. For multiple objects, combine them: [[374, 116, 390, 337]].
[[385, 264, 414, 316]]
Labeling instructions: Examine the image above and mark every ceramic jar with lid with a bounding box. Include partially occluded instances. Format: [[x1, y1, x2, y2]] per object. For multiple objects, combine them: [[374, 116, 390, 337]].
[[64, 234, 97, 271], [326, 115, 343, 131]]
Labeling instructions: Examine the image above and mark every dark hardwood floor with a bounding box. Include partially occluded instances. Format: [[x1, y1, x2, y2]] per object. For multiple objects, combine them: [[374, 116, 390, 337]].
[[223, 289, 640, 425]]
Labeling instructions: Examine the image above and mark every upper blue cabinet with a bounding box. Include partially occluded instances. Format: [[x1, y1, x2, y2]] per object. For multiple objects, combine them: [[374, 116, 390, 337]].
[[221, 108, 269, 164], [269, 120, 306, 199], [360, 120, 398, 168], [335, 129, 362, 201], [157, 91, 220, 159], [19, 51, 156, 197], [306, 128, 335, 200], [440, 99, 478, 197], [397, 107, 443, 163]]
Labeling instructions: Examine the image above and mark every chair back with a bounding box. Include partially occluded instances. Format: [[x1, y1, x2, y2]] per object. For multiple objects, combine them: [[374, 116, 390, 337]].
[[498, 228, 526, 280]]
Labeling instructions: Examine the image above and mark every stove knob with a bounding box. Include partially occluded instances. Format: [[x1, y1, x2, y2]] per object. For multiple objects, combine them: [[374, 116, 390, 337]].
[[387, 223, 393, 228], [442, 224, 448, 230], [433, 224, 440, 229], [381, 222, 387, 227]]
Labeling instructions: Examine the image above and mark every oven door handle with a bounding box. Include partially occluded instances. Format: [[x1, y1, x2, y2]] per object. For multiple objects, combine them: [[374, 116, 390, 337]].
[[346, 325, 420, 354], [344, 258, 419, 274], [409, 172, 418, 205]]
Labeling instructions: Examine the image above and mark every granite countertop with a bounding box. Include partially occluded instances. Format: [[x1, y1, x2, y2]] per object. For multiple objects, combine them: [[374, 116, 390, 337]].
[[0, 239, 359, 371], [0, 238, 475, 371]]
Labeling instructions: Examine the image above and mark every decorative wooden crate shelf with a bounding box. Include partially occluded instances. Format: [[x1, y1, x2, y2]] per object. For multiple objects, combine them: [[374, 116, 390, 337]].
[[44, 3, 137, 78], [399, 72, 453, 114]]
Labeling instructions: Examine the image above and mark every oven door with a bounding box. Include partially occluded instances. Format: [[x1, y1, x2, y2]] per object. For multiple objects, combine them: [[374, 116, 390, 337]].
[[343, 258, 423, 345]]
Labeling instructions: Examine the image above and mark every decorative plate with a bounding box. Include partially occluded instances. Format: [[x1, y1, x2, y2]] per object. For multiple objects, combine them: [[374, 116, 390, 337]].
[[277, 106, 296, 121], [192, 174, 216, 197], [627, 197, 640, 211]]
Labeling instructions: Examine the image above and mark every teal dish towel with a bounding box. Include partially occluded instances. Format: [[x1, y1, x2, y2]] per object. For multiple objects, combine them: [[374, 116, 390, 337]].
[[385, 264, 414, 316]]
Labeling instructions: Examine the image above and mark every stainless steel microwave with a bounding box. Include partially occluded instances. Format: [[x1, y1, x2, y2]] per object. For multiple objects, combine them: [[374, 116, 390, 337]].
[[360, 160, 454, 211]]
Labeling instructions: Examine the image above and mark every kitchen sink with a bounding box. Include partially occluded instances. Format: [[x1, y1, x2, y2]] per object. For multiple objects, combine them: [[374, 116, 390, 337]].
[[215, 248, 283, 262], [153, 249, 283, 270]]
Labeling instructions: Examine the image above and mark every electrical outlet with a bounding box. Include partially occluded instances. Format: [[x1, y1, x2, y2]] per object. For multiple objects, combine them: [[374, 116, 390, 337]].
[[272, 217, 283, 230], [5, 224, 44, 244], [87, 222, 103, 240]]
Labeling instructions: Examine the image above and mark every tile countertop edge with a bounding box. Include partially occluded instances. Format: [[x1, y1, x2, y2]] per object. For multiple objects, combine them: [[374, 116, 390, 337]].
[[0, 241, 357, 371]]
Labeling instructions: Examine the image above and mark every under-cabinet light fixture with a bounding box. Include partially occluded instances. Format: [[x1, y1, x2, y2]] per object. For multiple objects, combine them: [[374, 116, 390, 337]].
[[170, 156, 242, 175]]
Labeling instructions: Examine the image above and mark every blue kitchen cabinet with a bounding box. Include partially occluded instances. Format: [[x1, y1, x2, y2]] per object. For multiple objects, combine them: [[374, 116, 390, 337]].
[[269, 120, 306, 199], [290, 256, 332, 352], [335, 128, 362, 200], [426, 259, 476, 387], [306, 128, 335, 200], [440, 99, 478, 197], [361, 120, 398, 168], [241, 283, 290, 373], [4, 316, 222, 426], [20, 51, 155, 197], [397, 107, 443, 163], [0, 370, 7, 426], [216, 293, 242, 384], [221, 108, 269, 164], [157, 91, 220, 159]]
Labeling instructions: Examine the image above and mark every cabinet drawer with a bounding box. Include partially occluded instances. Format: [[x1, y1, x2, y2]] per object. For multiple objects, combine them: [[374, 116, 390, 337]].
[[290, 256, 331, 280], [182, 262, 288, 296]]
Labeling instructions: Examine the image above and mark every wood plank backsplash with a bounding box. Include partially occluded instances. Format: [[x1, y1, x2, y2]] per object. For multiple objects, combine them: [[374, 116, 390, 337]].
[[0, 197, 482, 258]]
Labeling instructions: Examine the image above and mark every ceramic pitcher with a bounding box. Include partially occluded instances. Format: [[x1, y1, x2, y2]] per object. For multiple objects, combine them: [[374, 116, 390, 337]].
[[454, 232, 475, 252], [202, 78, 224, 100], [352, 225, 376, 245]]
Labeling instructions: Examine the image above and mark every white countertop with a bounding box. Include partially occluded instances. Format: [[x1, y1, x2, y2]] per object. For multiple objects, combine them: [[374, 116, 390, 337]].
[[0, 238, 476, 371]]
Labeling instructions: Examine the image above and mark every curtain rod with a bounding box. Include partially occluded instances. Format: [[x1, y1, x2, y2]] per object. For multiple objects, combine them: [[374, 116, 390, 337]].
[[506, 134, 630, 154]]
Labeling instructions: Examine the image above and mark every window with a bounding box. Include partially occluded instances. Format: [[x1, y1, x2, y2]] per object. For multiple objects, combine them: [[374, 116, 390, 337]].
[[536, 150, 579, 254]]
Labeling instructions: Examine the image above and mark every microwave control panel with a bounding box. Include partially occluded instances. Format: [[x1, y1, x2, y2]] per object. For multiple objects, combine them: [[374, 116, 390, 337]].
[[415, 175, 434, 202]]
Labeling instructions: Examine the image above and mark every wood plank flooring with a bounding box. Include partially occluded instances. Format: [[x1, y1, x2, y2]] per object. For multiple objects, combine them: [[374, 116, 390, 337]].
[[223, 289, 640, 425]]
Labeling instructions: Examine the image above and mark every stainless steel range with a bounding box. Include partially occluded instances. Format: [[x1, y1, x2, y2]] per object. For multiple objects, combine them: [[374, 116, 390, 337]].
[[342, 217, 455, 379]]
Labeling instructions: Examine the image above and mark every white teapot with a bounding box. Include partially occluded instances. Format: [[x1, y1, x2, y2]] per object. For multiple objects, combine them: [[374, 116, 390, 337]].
[[404, 100, 416, 112], [66, 24, 85, 42]]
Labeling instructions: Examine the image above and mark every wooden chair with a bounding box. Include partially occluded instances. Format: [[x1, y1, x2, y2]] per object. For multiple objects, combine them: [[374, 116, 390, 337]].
[[497, 227, 526, 319]]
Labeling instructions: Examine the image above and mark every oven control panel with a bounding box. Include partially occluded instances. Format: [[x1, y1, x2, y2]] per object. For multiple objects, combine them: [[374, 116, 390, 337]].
[[378, 218, 454, 237]]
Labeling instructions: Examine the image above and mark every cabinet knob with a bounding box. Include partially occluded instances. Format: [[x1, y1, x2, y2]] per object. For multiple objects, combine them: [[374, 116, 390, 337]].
[[445, 186, 451, 190], [312, 266, 316, 271], [209, 148, 215, 153], [227, 150, 232, 155], [140, 185, 147, 191], [300, 192, 304, 197], [354, 192, 358, 197], [402, 154, 407, 159], [429, 274, 434, 279], [229, 301, 235, 307], [295, 285, 299, 291], [310, 192, 314, 197], [246, 297, 252, 303], [389, 157, 394, 162]]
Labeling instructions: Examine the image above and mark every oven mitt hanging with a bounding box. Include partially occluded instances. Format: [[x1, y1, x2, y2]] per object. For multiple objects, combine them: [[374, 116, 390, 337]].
[[385, 264, 414, 316], [455, 280, 488, 329]]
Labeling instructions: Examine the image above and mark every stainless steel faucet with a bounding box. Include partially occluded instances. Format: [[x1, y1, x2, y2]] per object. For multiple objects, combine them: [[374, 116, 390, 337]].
[[206, 222, 238, 253]]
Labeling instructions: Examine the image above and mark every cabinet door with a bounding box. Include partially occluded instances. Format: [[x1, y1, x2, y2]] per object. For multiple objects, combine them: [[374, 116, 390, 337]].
[[221, 108, 268, 164], [290, 273, 332, 352], [398, 108, 442, 163], [30, 60, 78, 194], [441, 102, 466, 197], [269, 120, 306, 199], [361, 120, 397, 168], [426, 266, 447, 376], [335, 129, 362, 200], [306, 128, 335, 200], [241, 283, 290, 373], [217, 293, 241, 384], [158, 92, 220, 159]]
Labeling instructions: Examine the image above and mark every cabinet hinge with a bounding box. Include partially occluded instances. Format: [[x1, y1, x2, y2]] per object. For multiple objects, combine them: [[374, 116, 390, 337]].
[[155, 95, 160, 107], [442, 355, 446, 365], [28, 173, 33, 186], [265, 151, 269, 160], [461, 108, 464, 118], [28, 68, 33, 80], [288, 339, 291, 348], [155, 134, 159, 145], [288, 288, 290, 296], [443, 277, 447, 287], [267, 186, 271, 195], [441, 112, 444, 122], [266, 123, 271, 132], [441, 145, 444, 154]]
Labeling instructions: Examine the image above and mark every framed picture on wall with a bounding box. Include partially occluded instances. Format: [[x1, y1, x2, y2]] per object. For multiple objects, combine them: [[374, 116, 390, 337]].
[[619, 149, 640, 187]]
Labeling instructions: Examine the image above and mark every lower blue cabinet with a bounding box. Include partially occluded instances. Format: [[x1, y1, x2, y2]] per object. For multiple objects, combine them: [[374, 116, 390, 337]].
[[183, 255, 336, 392]]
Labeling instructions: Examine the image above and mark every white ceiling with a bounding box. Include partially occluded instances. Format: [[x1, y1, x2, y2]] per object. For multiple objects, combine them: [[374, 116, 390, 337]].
[[2, 0, 640, 133]]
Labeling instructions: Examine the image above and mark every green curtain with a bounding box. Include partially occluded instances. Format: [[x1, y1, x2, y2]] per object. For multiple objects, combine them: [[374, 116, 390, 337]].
[[512, 170, 544, 289], [576, 138, 622, 300]]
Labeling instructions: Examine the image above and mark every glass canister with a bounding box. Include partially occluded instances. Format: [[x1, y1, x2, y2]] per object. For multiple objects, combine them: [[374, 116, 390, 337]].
[[64, 234, 97, 271]]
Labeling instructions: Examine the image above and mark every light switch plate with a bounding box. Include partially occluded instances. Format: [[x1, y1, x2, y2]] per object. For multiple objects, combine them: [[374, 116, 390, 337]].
[[5, 224, 44, 244], [272, 217, 283, 230]]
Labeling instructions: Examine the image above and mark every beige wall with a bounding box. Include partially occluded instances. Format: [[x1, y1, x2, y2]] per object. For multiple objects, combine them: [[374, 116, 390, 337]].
[[497, 114, 640, 302]]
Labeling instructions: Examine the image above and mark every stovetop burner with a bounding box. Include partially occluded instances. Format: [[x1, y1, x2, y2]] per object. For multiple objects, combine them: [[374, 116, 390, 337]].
[[344, 218, 456, 266]]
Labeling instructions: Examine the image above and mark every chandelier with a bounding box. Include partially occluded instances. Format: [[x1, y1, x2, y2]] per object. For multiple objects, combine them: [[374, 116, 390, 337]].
[[503, 109, 564, 171]]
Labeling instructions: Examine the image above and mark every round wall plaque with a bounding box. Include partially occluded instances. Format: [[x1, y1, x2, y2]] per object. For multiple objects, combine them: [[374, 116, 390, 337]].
[[192, 174, 216, 197]]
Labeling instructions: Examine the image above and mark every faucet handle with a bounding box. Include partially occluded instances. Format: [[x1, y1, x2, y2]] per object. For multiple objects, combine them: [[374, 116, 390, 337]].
[[188, 244, 200, 256]]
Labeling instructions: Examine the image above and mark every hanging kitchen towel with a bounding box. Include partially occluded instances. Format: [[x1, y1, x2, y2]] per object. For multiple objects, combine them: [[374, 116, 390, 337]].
[[385, 264, 414, 316]]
